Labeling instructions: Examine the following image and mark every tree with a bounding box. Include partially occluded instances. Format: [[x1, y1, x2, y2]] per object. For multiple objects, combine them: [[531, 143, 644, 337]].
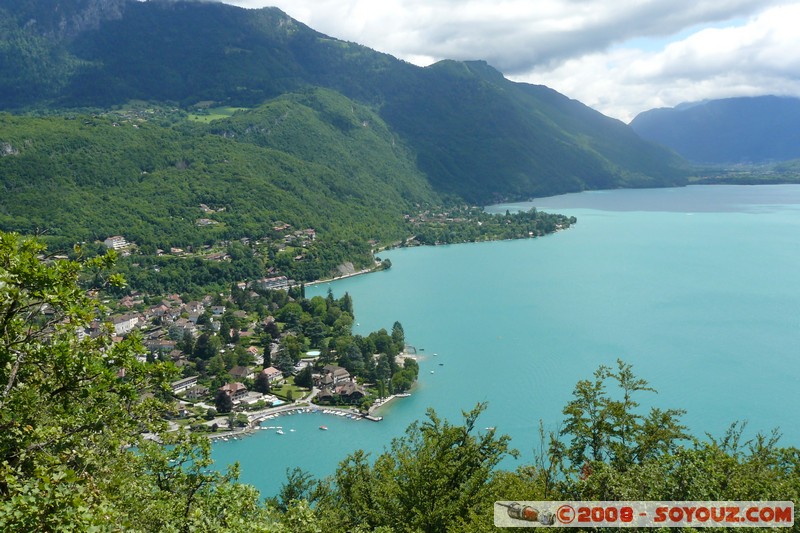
[[340, 292, 354, 315], [214, 389, 233, 414], [304, 317, 327, 347], [558, 360, 688, 472], [193, 332, 221, 360], [254, 371, 271, 394], [391, 320, 405, 348], [0, 232, 274, 530], [0, 233, 169, 527], [281, 334, 303, 362], [294, 365, 313, 389], [275, 467, 320, 513], [206, 354, 225, 376], [322, 403, 515, 532], [274, 351, 295, 375], [179, 329, 195, 354], [339, 344, 365, 377], [122, 434, 273, 532]]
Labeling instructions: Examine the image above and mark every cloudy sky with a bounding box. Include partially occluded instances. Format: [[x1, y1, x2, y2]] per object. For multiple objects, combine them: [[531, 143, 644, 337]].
[[219, 0, 800, 122]]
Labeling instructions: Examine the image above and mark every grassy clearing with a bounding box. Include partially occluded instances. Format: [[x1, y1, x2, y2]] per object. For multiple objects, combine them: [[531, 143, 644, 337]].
[[272, 376, 310, 401], [187, 106, 249, 123]]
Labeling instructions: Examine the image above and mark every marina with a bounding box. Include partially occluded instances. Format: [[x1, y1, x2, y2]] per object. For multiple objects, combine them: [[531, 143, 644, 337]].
[[206, 395, 413, 441]]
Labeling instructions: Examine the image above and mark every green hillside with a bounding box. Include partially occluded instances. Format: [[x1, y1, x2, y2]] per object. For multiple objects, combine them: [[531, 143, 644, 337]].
[[0, 90, 436, 251], [0, 0, 688, 204]]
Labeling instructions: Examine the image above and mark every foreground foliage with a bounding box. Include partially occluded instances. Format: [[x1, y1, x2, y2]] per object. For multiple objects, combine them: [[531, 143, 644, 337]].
[[0, 232, 276, 530]]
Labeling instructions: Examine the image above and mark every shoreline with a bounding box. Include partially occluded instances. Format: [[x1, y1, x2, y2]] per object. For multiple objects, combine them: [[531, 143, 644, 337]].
[[303, 223, 575, 290], [304, 266, 379, 287], [368, 392, 411, 415]]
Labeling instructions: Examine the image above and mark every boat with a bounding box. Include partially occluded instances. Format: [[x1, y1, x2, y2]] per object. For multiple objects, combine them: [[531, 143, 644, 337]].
[[319, 425, 328, 431], [276, 429, 284, 435], [430, 370, 435, 374], [289, 429, 296, 432], [438, 363, 444, 366]]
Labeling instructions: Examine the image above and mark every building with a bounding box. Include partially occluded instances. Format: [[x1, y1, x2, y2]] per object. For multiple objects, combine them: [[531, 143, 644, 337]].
[[230, 366, 255, 381], [170, 376, 199, 394], [260, 366, 283, 384], [335, 380, 366, 402], [112, 314, 139, 336], [168, 318, 197, 340], [219, 382, 248, 402], [317, 379, 365, 404], [184, 385, 209, 400], [322, 364, 351, 386], [250, 276, 291, 291], [103, 235, 128, 250]]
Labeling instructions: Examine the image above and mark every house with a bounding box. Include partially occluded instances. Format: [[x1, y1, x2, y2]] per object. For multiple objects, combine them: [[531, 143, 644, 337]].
[[148, 304, 171, 319], [316, 387, 335, 403], [316, 379, 365, 404], [184, 301, 205, 314], [145, 339, 177, 353], [171, 376, 199, 394], [322, 364, 351, 386], [230, 366, 255, 381], [260, 366, 283, 384], [219, 382, 248, 402], [335, 380, 366, 402], [211, 306, 226, 317], [112, 314, 140, 336], [185, 385, 209, 400], [168, 318, 196, 340]]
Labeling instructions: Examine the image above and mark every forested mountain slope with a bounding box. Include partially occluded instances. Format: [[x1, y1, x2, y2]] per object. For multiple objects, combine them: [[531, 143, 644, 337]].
[[1, 0, 687, 203], [0, 89, 436, 251]]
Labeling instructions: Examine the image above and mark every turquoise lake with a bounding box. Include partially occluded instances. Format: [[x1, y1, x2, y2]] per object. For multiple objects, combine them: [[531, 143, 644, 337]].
[[212, 185, 800, 497]]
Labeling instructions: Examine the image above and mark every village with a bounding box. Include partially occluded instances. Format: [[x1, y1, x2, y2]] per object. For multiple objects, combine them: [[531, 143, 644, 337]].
[[93, 232, 418, 439]]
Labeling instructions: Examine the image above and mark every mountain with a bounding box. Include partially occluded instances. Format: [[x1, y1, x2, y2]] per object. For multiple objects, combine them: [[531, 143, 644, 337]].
[[630, 96, 800, 164], [0, 0, 687, 204]]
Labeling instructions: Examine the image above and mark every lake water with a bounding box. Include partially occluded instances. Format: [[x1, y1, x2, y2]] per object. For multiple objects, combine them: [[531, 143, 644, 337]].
[[212, 185, 800, 497]]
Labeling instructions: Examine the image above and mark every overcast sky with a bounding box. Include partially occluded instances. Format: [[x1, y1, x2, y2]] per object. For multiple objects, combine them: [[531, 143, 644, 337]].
[[219, 0, 800, 122]]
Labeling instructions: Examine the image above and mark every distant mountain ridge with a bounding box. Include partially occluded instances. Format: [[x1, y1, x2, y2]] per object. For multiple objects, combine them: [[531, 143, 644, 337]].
[[630, 96, 800, 164], [1, 0, 686, 205], [2, 0, 128, 40]]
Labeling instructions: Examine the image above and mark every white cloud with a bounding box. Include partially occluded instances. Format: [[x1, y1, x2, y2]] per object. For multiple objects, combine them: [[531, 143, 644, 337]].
[[221, 0, 800, 121], [516, 3, 800, 121]]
